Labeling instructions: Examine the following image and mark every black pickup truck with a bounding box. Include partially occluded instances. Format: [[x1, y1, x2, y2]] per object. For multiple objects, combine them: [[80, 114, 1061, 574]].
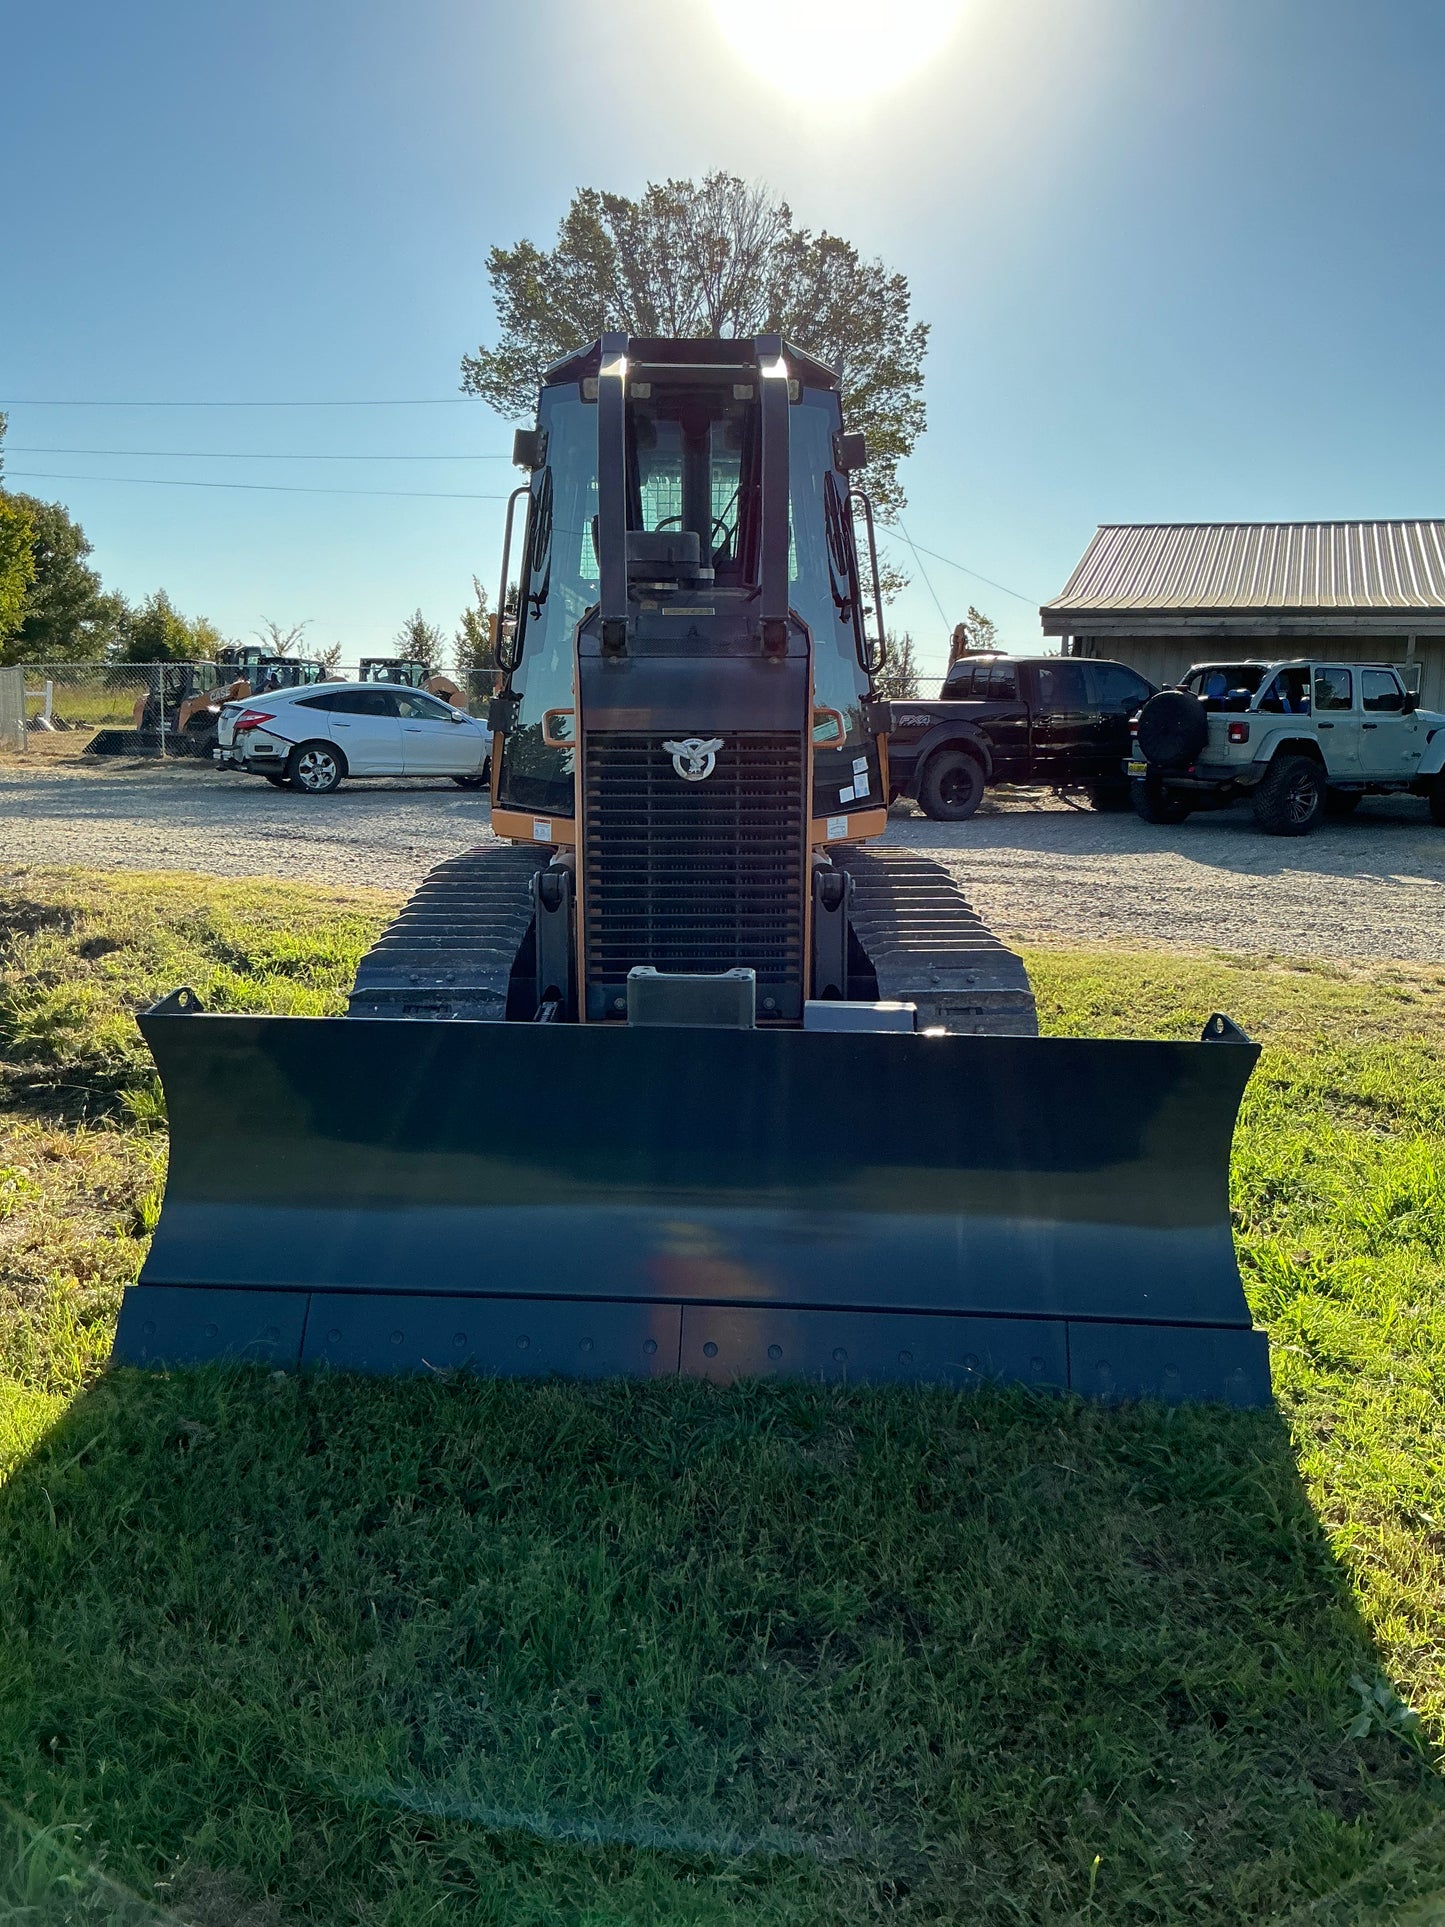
[[877, 655, 1156, 820]]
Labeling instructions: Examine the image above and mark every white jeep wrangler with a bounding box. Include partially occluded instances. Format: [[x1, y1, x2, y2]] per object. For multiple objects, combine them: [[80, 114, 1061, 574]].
[[1127, 659, 1445, 835]]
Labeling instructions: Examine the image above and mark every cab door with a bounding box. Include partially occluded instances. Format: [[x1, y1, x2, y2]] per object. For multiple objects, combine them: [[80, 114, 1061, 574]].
[[1358, 667, 1424, 779], [1029, 660, 1093, 777], [324, 688, 403, 773], [1083, 662, 1154, 781], [1310, 666, 1362, 778], [396, 689, 487, 775]]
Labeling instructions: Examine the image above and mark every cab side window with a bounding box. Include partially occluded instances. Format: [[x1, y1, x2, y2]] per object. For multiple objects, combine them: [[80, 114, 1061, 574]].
[[1085, 663, 1151, 710], [328, 688, 396, 716], [395, 691, 454, 720], [1258, 668, 1311, 713], [1313, 668, 1353, 711], [943, 664, 975, 699], [983, 662, 1018, 699], [1361, 669, 1405, 713], [1035, 662, 1087, 707]]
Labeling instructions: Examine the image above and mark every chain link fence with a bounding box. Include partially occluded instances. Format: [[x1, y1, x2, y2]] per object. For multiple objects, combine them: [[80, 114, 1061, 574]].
[[10, 661, 496, 760]]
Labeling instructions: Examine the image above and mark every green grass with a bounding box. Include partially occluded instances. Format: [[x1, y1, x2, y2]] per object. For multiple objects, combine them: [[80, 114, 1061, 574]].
[[0, 868, 1442, 1924]]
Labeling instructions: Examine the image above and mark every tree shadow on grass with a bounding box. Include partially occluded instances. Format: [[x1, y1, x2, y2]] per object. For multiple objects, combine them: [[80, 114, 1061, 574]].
[[0, 1366, 1441, 1927]]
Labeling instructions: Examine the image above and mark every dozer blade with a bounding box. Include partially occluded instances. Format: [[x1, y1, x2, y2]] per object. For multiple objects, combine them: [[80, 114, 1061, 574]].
[[114, 1006, 1270, 1407]]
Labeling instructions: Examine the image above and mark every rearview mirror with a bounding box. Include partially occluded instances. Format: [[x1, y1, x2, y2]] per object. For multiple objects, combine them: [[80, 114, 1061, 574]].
[[1402, 690, 1419, 713], [832, 430, 868, 473], [812, 709, 845, 746], [512, 428, 543, 471]]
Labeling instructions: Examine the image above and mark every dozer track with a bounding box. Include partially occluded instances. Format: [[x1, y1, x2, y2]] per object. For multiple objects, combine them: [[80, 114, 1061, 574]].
[[834, 847, 1036, 1036], [348, 844, 551, 1021]]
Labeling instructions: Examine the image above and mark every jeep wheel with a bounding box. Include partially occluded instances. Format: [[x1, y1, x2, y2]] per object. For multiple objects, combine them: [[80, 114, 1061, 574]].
[[1324, 789, 1363, 818], [1428, 775, 1445, 827], [1252, 754, 1324, 835], [1131, 776, 1192, 825], [918, 749, 985, 822], [1085, 781, 1133, 812]]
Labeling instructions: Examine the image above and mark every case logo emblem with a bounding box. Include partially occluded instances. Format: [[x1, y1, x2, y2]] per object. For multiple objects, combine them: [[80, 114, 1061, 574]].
[[662, 737, 723, 782]]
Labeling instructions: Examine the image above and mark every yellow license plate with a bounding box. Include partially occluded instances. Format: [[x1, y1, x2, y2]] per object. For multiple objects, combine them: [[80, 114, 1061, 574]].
[[1126, 760, 1147, 777]]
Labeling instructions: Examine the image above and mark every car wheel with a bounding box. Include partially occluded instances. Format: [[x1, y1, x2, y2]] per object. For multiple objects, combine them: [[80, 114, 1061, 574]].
[[1085, 781, 1133, 812], [451, 771, 489, 790], [1252, 754, 1324, 835], [1428, 775, 1445, 826], [1324, 789, 1363, 817], [287, 741, 345, 794], [917, 748, 985, 822], [1130, 775, 1192, 825]]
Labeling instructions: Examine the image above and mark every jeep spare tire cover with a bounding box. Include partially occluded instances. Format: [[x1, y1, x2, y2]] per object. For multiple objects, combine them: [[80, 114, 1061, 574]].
[[1136, 689, 1209, 767]]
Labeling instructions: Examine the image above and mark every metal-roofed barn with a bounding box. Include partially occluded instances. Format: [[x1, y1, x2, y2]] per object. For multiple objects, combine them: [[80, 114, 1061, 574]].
[[1041, 521, 1445, 710]]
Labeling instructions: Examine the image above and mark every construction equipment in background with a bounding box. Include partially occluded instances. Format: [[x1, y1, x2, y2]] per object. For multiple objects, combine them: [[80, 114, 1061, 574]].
[[360, 657, 467, 706], [116, 335, 1269, 1408], [86, 661, 232, 758]]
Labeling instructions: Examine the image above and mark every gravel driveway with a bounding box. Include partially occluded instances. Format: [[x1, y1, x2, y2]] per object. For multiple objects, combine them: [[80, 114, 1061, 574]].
[[2, 758, 1442, 961]]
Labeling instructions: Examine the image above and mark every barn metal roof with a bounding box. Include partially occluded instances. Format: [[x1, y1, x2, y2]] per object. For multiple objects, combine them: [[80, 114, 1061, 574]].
[[1043, 522, 1445, 616]]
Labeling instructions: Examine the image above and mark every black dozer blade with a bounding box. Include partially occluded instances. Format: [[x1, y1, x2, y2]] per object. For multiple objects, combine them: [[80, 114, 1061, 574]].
[[115, 1000, 1271, 1407]]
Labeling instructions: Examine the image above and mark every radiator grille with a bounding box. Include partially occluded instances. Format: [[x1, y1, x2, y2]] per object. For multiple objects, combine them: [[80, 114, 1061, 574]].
[[582, 731, 807, 1017]]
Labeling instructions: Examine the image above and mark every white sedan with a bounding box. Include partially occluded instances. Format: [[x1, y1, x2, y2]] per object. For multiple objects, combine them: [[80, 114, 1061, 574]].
[[215, 683, 492, 794]]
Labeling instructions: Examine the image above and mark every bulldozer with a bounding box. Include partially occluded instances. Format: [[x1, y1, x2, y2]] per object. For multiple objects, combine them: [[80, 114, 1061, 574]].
[[115, 334, 1270, 1406]]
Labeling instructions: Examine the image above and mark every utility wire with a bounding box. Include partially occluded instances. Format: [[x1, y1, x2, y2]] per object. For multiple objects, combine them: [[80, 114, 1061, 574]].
[[890, 534, 1041, 608], [6, 470, 510, 502], [0, 396, 478, 408], [893, 517, 951, 630], [8, 445, 511, 461]]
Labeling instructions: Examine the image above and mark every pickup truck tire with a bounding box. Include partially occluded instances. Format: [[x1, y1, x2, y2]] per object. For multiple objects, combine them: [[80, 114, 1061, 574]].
[[1131, 776, 1192, 825], [1252, 753, 1324, 835], [917, 748, 985, 822], [1085, 781, 1133, 812], [1135, 689, 1209, 767], [1428, 776, 1445, 826], [1324, 789, 1363, 818]]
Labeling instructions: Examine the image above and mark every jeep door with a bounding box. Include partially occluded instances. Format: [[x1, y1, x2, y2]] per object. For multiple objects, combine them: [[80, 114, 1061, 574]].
[[1358, 667, 1425, 780], [1029, 660, 1092, 778], [1310, 666, 1362, 778]]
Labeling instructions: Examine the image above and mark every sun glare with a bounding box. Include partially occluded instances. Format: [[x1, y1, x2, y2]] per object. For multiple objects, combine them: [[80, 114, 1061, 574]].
[[708, 0, 966, 102]]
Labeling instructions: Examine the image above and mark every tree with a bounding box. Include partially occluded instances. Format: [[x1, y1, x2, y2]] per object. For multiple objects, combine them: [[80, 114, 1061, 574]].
[[462, 173, 928, 516], [317, 642, 344, 677], [394, 608, 446, 665], [453, 576, 496, 681], [874, 630, 921, 701], [0, 495, 126, 664], [0, 499, 35, 647], [254, 618, 309, 656], [116, 590, 225, 663]]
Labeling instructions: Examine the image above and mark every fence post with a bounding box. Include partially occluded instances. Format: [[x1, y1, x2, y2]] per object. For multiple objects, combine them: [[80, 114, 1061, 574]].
[[156, 665, 167, 759]]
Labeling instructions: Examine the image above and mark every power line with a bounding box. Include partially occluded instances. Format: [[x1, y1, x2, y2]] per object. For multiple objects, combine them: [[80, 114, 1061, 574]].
[[6, 470, 511, 502], [0, 396, 478, 408], [886, 534, 1040, 607], [893, 517, 951, 630], [8, 445, 510, 462]]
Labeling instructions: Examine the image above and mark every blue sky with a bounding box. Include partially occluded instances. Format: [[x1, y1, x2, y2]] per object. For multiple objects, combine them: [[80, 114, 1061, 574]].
[[4, 0, 1445, 680]]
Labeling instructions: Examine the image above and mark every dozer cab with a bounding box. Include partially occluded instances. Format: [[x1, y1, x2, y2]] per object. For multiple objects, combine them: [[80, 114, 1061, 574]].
[[117, 334, 1269, 1406]]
